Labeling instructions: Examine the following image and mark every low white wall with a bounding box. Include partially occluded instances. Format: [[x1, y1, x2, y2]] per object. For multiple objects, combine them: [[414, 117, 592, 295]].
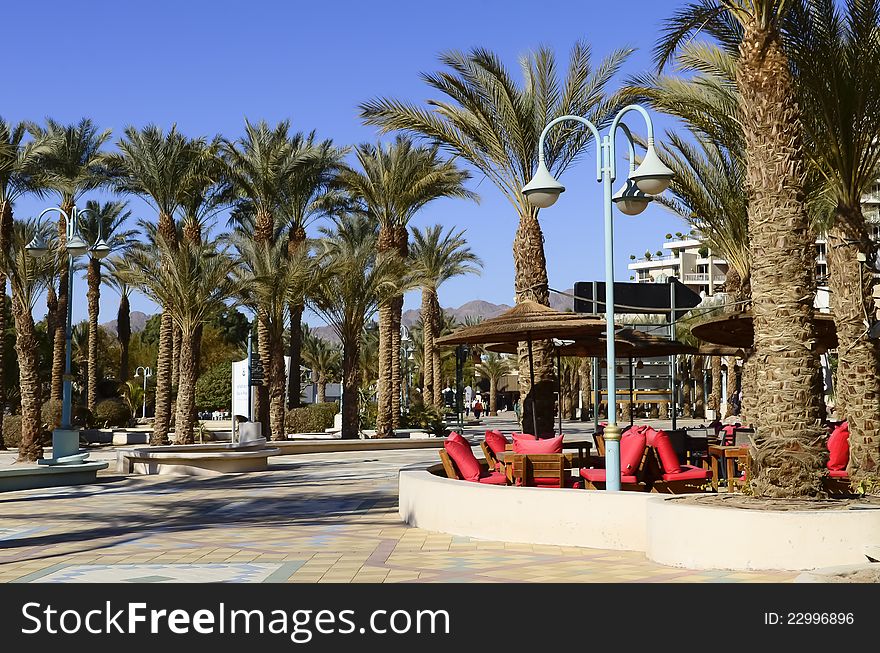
[[399, 470, 654, 551], [646, 499, 880, 571]]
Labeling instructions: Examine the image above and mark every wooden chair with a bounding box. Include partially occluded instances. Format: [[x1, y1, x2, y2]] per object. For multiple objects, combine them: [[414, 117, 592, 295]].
[[480, 440, 502, 472], [580, 446, 652, 492], [438, 449, 507, 485], [438, 449, 463, 480], [593, 433, 605, 456], [510, 453, 568, 488]]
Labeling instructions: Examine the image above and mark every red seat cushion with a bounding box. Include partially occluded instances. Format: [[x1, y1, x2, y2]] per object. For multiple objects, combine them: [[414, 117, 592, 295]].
[[828, 469, 849, 479], [826, 422, 849, 471], [443, 439, 481, 482], [620, 431, 647, 474], [477, 471, 508, 485], [512, 432, 536, 440], [513, 434, 564, 454], [660, 465, 711, 482], [446, 431, 469, 447], [532, 475, 582, 489], [652, 430, 682, 475], [579, 468, 638, 484], [484, 430, 509, 456]]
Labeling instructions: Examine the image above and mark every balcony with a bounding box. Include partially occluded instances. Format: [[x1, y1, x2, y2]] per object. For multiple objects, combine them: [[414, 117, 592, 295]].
[[682, 273, 727, 284]]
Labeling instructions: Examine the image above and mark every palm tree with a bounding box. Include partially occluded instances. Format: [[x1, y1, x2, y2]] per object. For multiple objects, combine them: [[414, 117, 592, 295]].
[[76, 200, 137, 412], [657, 2, 825, 497], [302, 332, 341, 404], [120, 236, 236, 443], [578, 358, 593, 422], [1, 220, 54, 461], [107, 124, 203, 444], [337, 137, 476, 437], [104, 263, 133, 382], [29, 118, 111, 410], [785, 0, 880, 481], [409, 224, 482, 409], [475, 353, 512, 416], [361, 42, 632, 436], [310, 214, 406, 438], [0, 118, 47, 448], [229, 233, 310, 440]]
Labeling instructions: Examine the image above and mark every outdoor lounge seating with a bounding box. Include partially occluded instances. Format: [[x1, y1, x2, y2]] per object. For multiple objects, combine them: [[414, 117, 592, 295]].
[[579, 428, 650, 491], [643, 427, 713, 494], [480, 429, 510, 471], [439, 432, 508, 485], [510, 453, 583, 488], [824, 421, 851, 495]]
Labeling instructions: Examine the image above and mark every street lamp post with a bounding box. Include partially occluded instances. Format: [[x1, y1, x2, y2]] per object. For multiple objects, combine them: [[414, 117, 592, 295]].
[[27, 204, 112, 464], [134, 366, 153, 418], [522, 104, 674, 491]]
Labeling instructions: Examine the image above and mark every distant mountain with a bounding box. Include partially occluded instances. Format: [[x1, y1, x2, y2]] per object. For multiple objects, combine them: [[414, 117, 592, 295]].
[[100, 310, 149, 337]]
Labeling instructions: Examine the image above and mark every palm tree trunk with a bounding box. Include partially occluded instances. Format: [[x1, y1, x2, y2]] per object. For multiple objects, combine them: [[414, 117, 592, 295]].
[[268, 329, 286, 441], [341, 336, 360, 439], [827, 211, 880, 481], [693, 356, 705, 419], [152, 312, 174, 445], [489, 377, 498, 416], [578, 358, 591, 422], [680, 358, 692, 418], [12, 295, 42, 462], [171, 324, 182, 390], [86, 258, 101, 413], [287, 302, 304, 409], [514, 209, 554, 435], [376, 301, 394, 438], [738, 21, 825, 498], [317, 377, 327, 404], [255, 312, 271, 437], [391, 294, 403, 430], [0, 274, 6, 450], [725, 356, 738, 417], [740, 353, 758, 425], [117, 293, 131, 382], [431, 292, 443, 407], [175, 330, 197, 444], [420, 288, 435, 406], [710, 356, 722, 417]]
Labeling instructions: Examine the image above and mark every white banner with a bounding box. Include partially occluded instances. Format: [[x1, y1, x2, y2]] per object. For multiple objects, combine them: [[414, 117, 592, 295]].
[[232, 358, 249, 420]]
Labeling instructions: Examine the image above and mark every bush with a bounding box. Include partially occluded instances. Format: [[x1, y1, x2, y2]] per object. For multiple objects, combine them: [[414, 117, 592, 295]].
[[401, 403, 446, 437], [93, 399, 132, 428], [284, 402, 338, 434], [2, 415, 21, 448], [195, 361, 232, 411], [41, 399, 92, 429]]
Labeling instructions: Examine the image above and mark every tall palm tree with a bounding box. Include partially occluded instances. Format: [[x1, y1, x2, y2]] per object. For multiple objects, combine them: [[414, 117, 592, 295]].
[[120, 236, 236, 443], [229, 233, 310, 440], [76, 200, 137, 412], [361, 42, 632, 436], [409, 225, 482, 409], [657, 2, 825, 497], [107, 124, 203, 444], [475, 353, 512, 416], [338, 137, 476, 437], [104, 262, 133, 382], [29, 118, 111, 410], [1, 220, 54, 461], [785, 0, 880, 481], [310, 215, 406, 438], [302, 332, 341, 404], [0, 118, 47, 447]]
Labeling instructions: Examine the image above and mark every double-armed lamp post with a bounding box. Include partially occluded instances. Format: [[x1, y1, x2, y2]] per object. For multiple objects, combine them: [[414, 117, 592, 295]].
[[27, 204, 112, 464], [522, 104, 674, 491]]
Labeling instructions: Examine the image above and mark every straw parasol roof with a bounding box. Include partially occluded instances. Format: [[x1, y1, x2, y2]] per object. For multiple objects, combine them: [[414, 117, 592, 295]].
[[690, 310, 838, 352], [486, 328, 697, 358], [434, 300, 606, 346]]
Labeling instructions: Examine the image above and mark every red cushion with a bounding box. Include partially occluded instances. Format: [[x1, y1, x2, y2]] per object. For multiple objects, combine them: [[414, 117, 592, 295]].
[[477, 471, 508, 485], [513, 434, 564, 454], [652, 430, 682, 475], [826, 422, 849, 471], [447, 431, 468, 446], [620, 431, 647, 474], [512, 432, 536, 440], [443, 439, 481, 482], [484, 430, 509, 456], [579, 468, 638, 484], [660, 465, 711, 482], [828, 469, 849, 479]]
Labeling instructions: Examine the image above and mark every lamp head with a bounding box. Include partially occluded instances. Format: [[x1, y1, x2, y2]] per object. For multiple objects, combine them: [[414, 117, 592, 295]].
[[66, 233, 89, 257], [630, 143, 674, 195], [25, 234, 50, 258], [90, 238, 112, 260], [522, 160, 565, 209], [612, 178, 652, 216]]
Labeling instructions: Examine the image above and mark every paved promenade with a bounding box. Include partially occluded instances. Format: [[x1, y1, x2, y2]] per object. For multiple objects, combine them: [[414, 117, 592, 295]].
[[0, 416, 795, 583]]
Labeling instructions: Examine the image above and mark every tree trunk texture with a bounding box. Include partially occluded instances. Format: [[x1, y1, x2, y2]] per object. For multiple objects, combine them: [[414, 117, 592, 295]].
[[514, 209, 554, 435], [0, 202, 10, 448], [117, 293, 131, 382], [827, 211, 880, 481], [86, 258, 100, 413], [391, 294, 403, 430], [488, 378, 498, 416], [175, 332, 197, 444], [431, 293, 443, 407], [693, 356, 705, 419], [578, 358, 591, 422], [268, 328, 286, 441], [679, 358, 692, 418], [152, 312, 174, 445], [740, 353, 758, 426], [255, 312, 271, 438], [709, 356, 722, 413], [287, 303, 303, 409], [725, 356, 739, 417], [171, 324, 182, 390], [420, 289, 435, 407], [341, 338, 360, 439], [13, 296, 42, 462], [738, 23, 825, 497], [317, 378, 327, 404], [376, 301, 395, 438]]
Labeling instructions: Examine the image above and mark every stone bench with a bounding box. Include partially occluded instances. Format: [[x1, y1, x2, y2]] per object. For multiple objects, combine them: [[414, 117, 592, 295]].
[[0, 461, 109, 492], [117, 439, 280, 476]]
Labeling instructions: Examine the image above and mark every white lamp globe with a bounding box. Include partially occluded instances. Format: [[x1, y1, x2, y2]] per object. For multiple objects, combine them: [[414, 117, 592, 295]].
[[522, 161, 565, 209], [66, 233, 89, 257], [612, 179, 652, 216], [630, 144, 675, 195]]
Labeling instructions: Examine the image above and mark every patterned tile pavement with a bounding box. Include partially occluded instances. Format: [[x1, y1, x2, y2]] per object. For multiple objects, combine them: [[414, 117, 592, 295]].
[[0, 418, 796, 584]]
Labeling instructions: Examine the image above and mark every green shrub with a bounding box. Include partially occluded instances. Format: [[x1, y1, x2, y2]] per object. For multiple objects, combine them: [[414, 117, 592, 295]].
[[195, 361, 232, 411], [41, 399, 92, 429], [284, 402, 338, 434], [2, 415, 21, 448], [93, 398, 132, 428], [401, 403, 446, 437]]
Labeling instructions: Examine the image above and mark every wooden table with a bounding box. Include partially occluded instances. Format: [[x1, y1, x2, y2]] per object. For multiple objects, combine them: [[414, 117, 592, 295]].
[[707, 445, 749, 492], [501, 450, 588, 484]]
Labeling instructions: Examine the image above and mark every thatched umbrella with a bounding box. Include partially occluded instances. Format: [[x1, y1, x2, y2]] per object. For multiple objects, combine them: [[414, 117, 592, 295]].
[[435, 301, 606, 435], [690, 310, 838, 353]]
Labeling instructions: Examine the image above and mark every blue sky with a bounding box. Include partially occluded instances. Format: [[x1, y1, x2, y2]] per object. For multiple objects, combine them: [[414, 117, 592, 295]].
[[3, 0, 690, 325]]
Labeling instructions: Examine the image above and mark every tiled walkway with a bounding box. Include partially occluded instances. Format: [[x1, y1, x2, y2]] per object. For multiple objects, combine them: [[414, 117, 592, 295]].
[[0, 419, 795, 583]]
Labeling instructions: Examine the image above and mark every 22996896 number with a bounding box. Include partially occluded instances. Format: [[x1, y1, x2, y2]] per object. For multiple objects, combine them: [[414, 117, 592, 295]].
[[784, 613, 854, 624]]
